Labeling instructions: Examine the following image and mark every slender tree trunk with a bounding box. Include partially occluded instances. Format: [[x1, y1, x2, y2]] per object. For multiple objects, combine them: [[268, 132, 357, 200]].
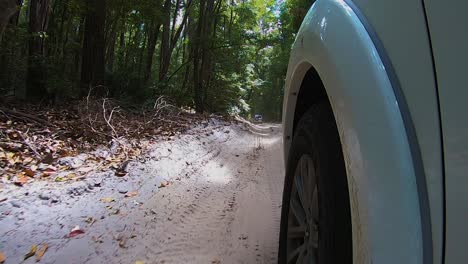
[[192, 0, 206, 113], [105, 19, 118, 73], [138, 30, 147, 78], [116, 18, 125, 68], [158, 0, 171, 82], [0, 0, 18, 40], [73, 16, 84, 83], [159, 0, 192, 83], [80, 0, 106, 96], [7, 0, 23, 30], [57, 0, 68, 58], [143, 20, 160, 85], [26, 0, 50, 100]]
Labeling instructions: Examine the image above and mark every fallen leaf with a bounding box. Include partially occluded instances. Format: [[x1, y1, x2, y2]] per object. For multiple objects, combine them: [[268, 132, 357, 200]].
[[118, 238, 127, 248], [115, 170, 127, 177], [0, 251, 5, 263], [135, 261, 145, 264], [158, 181, 170, 188], [100, 197, 115, 203], [35, 243, 48, 262], [9, 132, 19, 139], [43, 167, 57, 176], [14, 176, 28, 186], [124, 191, 138, 198], [54, 176, 65, 182], [77, 167, 93, 173], [68, 226, 85, 238], [92, 235, 104, 243], [41, 153, 54, 164], [85, 217, 95, 225], [24, 168, 35, 177], [66, 173, 77, 179], [24, 245, 37, 260]]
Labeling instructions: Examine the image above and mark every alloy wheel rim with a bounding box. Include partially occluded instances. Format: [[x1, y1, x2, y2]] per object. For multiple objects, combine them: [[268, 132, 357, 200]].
[[286, 154, 319, 263]]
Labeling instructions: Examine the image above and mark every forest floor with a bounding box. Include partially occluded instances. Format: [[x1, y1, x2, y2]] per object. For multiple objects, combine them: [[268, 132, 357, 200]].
[[0, 103, 284, 264]]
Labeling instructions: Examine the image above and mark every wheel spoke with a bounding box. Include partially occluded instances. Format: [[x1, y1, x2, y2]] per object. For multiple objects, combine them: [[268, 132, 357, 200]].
[[312, 185, 319, 223], [295, 156, 316, 219], [295, 159, 308, 211], [287, 243, 305, 263], [288, 225, 306, 238], [304, 246, 317, 264], [290, 189, 306, 226], [296, 248, 305, 264], [287, 155, 320, 264]]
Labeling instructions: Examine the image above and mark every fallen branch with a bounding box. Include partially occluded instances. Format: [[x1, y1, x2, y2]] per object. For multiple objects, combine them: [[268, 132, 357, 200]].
[[0, 108, 50, 126]]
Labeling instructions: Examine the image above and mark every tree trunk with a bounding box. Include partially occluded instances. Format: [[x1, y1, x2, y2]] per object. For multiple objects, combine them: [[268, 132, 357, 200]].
[[143, 20, 160, 85], [0, 0, 18, 40], [26, 0, 50, 100], [158, 0, 171, 82], [80, 0, 106, 96], [159, 0, 192, 83], [192, 0, 206, 113]]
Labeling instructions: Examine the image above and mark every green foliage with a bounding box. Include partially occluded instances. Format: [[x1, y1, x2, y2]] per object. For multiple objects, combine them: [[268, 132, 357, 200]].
[[0, 0, 308, 120]]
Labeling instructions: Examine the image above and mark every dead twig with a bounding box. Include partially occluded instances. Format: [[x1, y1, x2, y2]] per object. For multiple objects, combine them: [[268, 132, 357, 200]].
[[102, 98, 120, 139]]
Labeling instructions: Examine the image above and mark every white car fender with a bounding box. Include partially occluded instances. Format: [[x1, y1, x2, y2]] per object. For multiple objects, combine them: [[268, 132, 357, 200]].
[[282, 0, 431, 263]]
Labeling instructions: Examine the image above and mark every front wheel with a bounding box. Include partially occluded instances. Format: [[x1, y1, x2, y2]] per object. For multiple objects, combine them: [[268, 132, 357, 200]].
[[278, 103, 352, 264]]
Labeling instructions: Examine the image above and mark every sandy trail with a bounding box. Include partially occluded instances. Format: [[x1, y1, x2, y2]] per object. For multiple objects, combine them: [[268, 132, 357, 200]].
[[0, 120, 284, 264]]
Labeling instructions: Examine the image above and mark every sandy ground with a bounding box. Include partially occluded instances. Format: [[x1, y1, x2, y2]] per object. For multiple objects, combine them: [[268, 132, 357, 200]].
[[0, 120, 284, 264]]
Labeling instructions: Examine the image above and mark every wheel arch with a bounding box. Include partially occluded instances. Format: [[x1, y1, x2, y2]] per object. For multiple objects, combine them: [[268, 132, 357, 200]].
[[292, 65, 328, 136], [282, 0, 432, 263]]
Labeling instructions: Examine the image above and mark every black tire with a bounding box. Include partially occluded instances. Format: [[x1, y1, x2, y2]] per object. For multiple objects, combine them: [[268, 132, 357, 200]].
[[278, 103, 352, 263]]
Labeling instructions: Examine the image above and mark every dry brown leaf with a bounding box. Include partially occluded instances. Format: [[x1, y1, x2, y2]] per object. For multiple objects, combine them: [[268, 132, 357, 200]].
[[100, 197, 115, 203], [0, 251, 5, 263], [43, 167, 57, 176], [115, 170, 127, 177], [118, 238, 127, 248], [135, 261, 145, 264], [85, 217, 95, 224], [158, 181, 170, 188], [77, 167, 93, 173], [14, 176, 28, 186], [24, 168, 35, 177], [24, 244, 37, 260], [124, 191, 138, 198], [35, 243, 48, 262]]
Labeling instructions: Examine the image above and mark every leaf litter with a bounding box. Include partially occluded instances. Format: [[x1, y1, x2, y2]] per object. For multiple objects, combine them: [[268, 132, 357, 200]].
[[0, 99, 208, 187]]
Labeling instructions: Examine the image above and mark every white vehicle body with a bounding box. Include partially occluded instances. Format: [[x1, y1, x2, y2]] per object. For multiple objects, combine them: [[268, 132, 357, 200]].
[[282, 0, 468, 263]]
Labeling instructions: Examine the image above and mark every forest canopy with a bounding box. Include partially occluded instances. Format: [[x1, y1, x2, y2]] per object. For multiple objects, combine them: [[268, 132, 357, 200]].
[[0, 0, 313, 121]]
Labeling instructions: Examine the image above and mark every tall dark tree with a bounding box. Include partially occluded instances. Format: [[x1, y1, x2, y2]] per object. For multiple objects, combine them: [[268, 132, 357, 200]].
[[80, 0, 106, 95], [26, 0, 50, 100], [143, 19, 161, 85], [0, 0, 19, 40]]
